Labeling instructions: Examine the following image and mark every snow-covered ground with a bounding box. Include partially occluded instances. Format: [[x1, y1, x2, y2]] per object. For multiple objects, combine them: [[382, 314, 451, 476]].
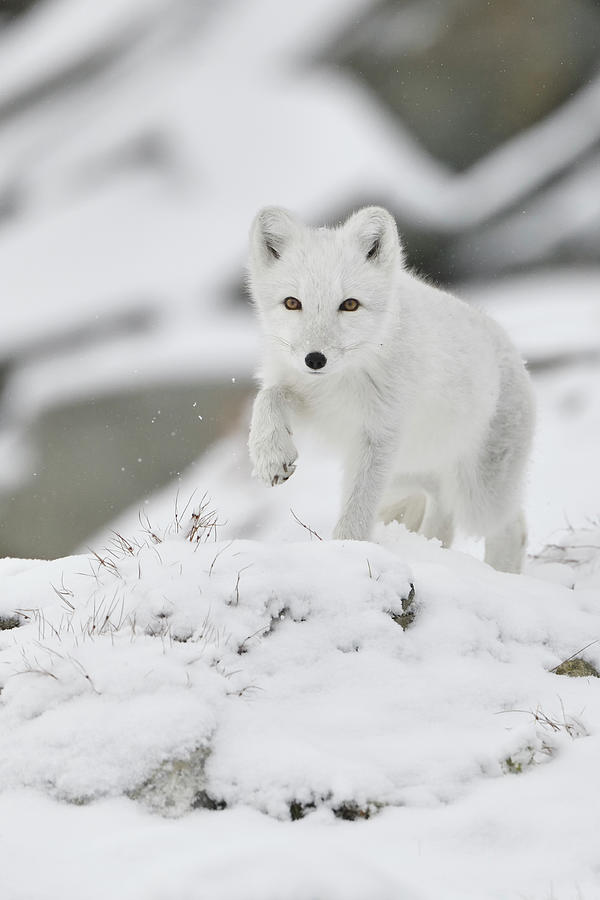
[[1, 511, 599, 899]]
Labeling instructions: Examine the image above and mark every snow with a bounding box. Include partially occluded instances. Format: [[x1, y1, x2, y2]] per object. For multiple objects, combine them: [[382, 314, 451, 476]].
[[0, 514, 599, 898], [464, 269, 600, 364], [0, 0, 160, 102]]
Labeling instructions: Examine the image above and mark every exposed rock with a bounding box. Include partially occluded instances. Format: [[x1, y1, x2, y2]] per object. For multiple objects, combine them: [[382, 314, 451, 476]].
[[553, 658, 599, 678], [334, 0, 600, 170], [128, 747, 214, 818]]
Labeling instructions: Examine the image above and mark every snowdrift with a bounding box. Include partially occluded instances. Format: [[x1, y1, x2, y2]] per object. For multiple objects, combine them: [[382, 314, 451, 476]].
[[1, 511, 599, 898]]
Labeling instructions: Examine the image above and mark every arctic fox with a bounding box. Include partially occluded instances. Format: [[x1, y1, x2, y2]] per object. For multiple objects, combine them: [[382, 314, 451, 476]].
[[247, 206, 535, 573]]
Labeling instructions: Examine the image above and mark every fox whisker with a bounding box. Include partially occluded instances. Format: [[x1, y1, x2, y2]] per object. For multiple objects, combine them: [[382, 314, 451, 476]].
[[266, 334, 292, 349], [343, 341, 378, 353]]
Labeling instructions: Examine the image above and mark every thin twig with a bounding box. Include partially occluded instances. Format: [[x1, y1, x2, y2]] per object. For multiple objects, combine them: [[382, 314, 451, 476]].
[[549, 640, 599, 674], [290, 508, 323, 541]]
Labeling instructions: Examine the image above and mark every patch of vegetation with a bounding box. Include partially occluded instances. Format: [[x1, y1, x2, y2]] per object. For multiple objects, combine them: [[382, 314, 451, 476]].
[[191, 790, 227, 811], [0, 614, 20, 630], [550, 641, 600, 678], [501, 740, 554, 775], [503, 756, 524, 775], [501, 702, 588, 775], [289, 800, 316, 821], [553, 658, 599, 678], [289, 798, 381, 821], [390, 583, 416, 630], [333, 801, 377, 821], [237, 606, 307, 656], [502, 751, 530, 775]]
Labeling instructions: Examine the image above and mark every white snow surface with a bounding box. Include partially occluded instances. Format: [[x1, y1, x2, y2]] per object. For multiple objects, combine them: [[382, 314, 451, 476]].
[[1, 516, 600, 899]]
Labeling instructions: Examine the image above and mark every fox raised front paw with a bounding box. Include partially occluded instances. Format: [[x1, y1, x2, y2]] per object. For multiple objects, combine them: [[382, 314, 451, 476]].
[[249, 428, 298, 487]]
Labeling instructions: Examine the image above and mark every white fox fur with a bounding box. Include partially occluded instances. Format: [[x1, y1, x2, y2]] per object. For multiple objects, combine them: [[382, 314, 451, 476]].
[[247, 206, 535, 573]]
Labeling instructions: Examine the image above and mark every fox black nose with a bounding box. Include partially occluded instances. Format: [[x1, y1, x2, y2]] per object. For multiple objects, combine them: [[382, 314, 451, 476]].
[[305, 352, 327, 370]]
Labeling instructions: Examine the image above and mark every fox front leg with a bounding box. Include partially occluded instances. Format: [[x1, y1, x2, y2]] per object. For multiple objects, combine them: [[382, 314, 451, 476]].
[[248, 386, 298, 487], [333, 434, 391, 541]]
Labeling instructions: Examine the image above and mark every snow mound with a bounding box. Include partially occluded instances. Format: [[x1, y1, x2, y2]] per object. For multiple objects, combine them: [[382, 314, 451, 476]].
[[0, 518, 412, 815], [1, 511, 599, 830]]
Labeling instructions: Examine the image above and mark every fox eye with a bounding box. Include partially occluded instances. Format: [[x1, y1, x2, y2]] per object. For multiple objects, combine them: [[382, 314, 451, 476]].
[[283, 297, 302, 310], [339, 298, 360, 311]]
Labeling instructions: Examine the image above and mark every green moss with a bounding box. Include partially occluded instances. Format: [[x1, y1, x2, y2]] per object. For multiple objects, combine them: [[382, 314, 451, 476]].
[[503, 756, 523, 775], [290, 798, 380, 821], [502, 739, 555, 775], [553, 658, 599, 678], [333, 802, 374, 821], [289, 800, 316, 821]]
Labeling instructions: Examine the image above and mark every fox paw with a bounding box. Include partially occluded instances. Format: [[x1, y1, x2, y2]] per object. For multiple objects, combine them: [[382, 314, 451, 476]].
[[249, 431, 298, 487]]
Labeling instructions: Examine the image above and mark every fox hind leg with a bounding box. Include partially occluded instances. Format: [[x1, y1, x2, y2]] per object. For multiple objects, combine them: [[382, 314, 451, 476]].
[[484, 510, 527, 574]]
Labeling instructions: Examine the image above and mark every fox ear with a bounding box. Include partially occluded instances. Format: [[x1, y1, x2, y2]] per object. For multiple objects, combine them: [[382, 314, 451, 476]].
[[344, 206, 402, 265], [250, 206, 297, 264]]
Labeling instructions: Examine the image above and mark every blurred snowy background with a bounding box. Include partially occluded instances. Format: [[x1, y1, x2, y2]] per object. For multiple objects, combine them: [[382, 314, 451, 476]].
[[0, 0, 599, 559]]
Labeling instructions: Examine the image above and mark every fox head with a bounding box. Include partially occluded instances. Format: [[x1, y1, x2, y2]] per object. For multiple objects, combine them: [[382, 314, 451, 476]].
[[247, 206, 405, 377]]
